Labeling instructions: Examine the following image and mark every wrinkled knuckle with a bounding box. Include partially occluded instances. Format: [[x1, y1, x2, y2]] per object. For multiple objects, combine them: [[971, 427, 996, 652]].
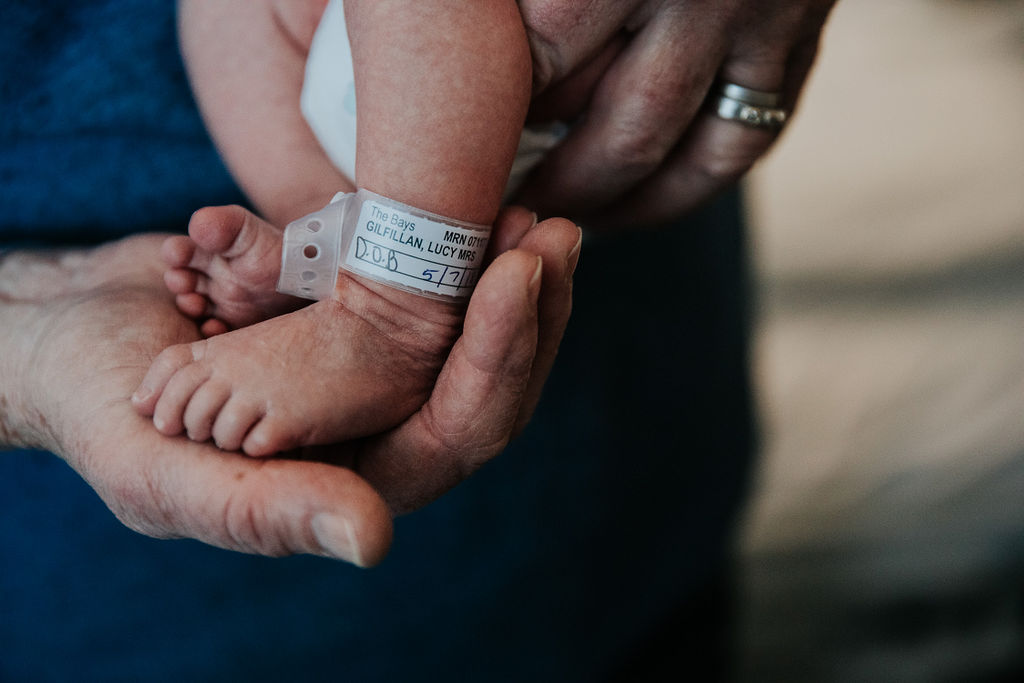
[[420, 406, 510, 476], [602, 119, 670, 176], [221, 488, 289, 557], [600, 82, 682, 173], [419, 409, 468, 458]]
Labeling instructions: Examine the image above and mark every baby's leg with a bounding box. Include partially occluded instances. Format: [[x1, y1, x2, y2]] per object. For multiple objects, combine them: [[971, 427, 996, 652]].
[[167, 0, 348, 336], [134, 0, 533, 455], [347, 0, 531, 223], [178, 0, 349, 228]]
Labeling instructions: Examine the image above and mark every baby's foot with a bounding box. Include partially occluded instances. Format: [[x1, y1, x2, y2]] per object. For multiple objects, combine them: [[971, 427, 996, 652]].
[[163, 205, 303, 336], [132, 208, 467, 456]]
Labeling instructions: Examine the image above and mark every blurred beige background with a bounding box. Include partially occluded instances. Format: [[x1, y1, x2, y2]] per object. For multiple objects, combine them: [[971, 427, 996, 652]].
[[736, 0, 1024, 679]]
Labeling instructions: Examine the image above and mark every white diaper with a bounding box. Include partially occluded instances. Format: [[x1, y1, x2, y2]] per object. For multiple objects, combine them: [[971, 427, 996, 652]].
[[299, 0, 566, 198]]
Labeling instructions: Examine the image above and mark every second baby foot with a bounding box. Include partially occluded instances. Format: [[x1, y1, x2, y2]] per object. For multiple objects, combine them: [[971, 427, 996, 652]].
[[163, 205, 303, 336], [132, 267, 466, 456]]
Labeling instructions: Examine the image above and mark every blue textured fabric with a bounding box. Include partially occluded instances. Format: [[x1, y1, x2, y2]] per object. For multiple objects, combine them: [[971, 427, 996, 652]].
[[0, 0, 245, 245], [0, 2, 753, 680]]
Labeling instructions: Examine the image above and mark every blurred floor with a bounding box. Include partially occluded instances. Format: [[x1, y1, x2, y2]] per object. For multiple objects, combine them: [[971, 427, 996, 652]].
[[736, 0, 1024, 679]]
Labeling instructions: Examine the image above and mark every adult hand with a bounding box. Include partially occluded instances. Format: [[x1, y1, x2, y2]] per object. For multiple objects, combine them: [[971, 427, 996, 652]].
[[328, 207, 581, 515], [516, 0, 837, 228], [0, 235, 393, 564], [0, 209, 578, 564]]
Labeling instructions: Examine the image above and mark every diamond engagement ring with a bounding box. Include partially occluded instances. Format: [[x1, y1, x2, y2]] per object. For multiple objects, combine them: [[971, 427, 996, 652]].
[[712, 82, 788, 130]]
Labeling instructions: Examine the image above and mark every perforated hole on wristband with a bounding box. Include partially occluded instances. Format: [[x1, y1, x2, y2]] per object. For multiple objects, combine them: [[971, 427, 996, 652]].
[[276, 194, 349, 301]]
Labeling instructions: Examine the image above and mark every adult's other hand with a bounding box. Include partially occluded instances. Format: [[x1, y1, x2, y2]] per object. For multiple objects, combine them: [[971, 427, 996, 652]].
[[517, 0, 837, 228]]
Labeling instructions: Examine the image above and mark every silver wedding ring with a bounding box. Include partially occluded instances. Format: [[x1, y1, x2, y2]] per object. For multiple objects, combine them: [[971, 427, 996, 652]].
[[713, 82, 788, 130]]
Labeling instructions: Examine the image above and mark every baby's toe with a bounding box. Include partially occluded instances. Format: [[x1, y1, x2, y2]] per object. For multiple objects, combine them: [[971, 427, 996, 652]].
[[211, 397, 263, 452], [174, 292, 211, 319], [183, 380, 231, 442], [133, 343, 198, 415], [160, 235, 196, 269], [152, 361, 213, 436], [199, 318, 230, 338], [164, 268, 202, 295], [242, 416, 304, 458]]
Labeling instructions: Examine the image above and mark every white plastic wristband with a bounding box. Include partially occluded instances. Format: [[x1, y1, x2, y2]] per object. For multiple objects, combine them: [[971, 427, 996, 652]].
[[277, 189, 490, 302]]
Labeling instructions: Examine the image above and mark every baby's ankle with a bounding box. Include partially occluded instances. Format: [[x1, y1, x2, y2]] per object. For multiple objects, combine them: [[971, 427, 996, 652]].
[[330, 271, 465, 362]]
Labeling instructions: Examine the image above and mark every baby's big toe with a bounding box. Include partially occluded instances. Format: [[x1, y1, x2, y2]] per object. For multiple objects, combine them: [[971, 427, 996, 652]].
[[189, 205, 257, 257]]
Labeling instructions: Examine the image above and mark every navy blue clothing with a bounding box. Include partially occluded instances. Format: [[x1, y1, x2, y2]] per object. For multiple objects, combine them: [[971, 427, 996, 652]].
[[0, 2, 753, 680], [0, 1, 245, 244]]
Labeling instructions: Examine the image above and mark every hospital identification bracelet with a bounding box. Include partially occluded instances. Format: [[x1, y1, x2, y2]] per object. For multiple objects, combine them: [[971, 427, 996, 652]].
[[277, 189, 490, 302]]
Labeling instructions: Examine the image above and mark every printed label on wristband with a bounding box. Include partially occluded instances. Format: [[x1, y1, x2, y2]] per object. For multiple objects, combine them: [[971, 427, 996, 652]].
[[341, 193, 490, 300]]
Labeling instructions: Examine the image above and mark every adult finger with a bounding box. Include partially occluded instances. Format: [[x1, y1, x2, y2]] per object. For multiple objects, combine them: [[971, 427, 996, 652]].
[[718, 0, 833, 104], [519, 0, 641, 95], [583, 109, 779, 228], [356, 248, 546, 515], [485, 205, 539, 262], [526, 37, 627, 125], [518, 6, 729, 218], [577, 5, 833, 228], [87, 419, 392, 566], [511, 218, 581, 435]]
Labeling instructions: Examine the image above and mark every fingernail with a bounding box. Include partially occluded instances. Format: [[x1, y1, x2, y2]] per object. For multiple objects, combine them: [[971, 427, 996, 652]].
[[131, 386, 152, 405], [528, 255, 543, 295], [311, 513, 364, 566], [566, 226, 583, 273], [528, 211, 538, 229]]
